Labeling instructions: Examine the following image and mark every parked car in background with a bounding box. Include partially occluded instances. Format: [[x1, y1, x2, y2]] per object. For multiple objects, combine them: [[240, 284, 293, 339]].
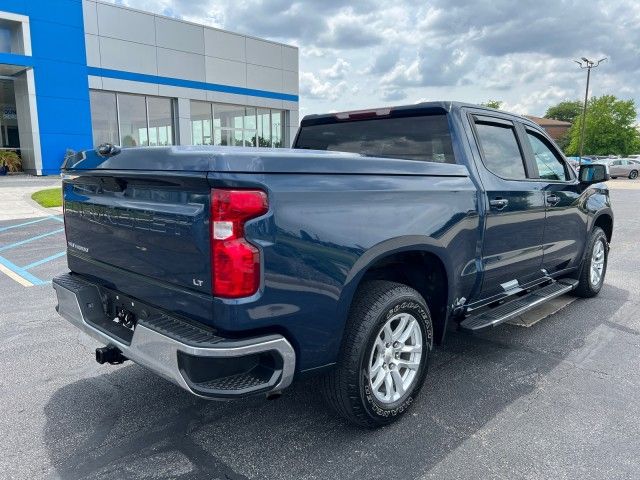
[[599, 158, 640, 179], [566, 156, 593, 172]]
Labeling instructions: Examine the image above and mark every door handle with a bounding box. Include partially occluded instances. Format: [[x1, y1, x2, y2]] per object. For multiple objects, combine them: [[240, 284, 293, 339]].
[[489, 198, 509, 210], [546, 194, 560, 206]]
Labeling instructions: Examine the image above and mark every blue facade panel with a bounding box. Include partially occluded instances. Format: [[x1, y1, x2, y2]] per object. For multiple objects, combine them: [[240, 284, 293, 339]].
[[2, 0, 92, 174], [0, 1, 299, 175]]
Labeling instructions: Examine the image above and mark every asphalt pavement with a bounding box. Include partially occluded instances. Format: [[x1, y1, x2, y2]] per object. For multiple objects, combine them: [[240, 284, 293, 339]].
[[1, 178, 639, 479]]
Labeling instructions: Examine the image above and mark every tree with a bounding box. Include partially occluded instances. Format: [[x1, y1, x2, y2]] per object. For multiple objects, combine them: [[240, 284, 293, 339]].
[[544, 100, 583, 123], [480, 100, 502, 109], [565, 95, 640, 156]]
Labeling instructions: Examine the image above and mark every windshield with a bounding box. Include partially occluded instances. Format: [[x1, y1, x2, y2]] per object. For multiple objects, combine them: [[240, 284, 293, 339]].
[[295, 114, 455, 164]]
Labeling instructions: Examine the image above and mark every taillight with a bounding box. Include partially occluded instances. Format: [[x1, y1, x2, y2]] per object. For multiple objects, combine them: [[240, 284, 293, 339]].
[[211, 189, 268, 298]]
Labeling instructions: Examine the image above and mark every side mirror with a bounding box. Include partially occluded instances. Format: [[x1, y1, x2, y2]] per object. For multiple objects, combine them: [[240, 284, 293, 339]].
[[579, 163, 609, 185]]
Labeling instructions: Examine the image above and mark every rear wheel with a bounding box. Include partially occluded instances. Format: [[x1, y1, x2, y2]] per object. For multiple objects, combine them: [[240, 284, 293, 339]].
[[574, 227, 608, 297], [320, 281, 433, 427], [629, 170, 638, 180]]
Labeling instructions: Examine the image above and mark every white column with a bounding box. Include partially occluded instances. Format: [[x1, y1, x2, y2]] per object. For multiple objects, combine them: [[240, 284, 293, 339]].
[[13, 69, 42, 174]]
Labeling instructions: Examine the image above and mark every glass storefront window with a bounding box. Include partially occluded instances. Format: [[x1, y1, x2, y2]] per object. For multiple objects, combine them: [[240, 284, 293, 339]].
[[214, 104, 244, 129], [244, 107, 257, 147], [89, 91, 119, 145], [88, 91, 289, 150], [189, 101, 286, 149], [89, 90, 176, 148], [147, 97, 174, 146], [118, 94, 148, 147], [257, 108, 271, 147], [272, 110, 284, 148], [190, 101, 212, 145], [0, 26, 11, 53]]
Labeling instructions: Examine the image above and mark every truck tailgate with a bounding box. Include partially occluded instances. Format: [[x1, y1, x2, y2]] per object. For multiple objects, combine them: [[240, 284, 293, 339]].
[[63, 171, 211, 295]]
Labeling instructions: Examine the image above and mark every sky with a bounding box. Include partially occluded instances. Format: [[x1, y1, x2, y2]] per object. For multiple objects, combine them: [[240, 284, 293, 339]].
[[106, 0, 640, 120]]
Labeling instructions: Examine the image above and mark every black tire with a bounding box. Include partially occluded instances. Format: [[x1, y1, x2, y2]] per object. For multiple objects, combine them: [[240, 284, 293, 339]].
[[629, 170, 638, 180], [573, 227, 608, 298], [320, 281, 433, 427], [611, 176, 618, 179]]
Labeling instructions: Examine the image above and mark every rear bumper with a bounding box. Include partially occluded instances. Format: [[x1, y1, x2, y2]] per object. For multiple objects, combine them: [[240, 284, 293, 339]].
[[52, 273, 296, 399]]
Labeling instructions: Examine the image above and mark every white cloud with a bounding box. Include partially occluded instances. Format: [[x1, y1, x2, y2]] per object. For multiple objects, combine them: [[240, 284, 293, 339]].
[[322, 58, 351, 80], [101, 0, 640, 119], [299, 72, 347, 101]]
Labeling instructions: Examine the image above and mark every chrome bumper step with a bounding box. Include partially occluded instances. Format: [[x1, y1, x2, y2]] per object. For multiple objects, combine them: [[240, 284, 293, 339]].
[[53, 273, 296, 399], [460, 279, 578, 331]]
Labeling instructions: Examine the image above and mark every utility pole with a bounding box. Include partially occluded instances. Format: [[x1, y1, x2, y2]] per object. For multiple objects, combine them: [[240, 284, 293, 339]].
[[574, 57, 607, 164]]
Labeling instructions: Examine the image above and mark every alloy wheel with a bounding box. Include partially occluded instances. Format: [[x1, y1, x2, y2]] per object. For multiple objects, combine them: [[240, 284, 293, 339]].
[[367, 312, 423, 404], [590, 239, 605, 287]]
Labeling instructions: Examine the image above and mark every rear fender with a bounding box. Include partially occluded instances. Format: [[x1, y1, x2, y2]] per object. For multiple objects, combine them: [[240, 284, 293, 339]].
[[335, 236, 454, 346]]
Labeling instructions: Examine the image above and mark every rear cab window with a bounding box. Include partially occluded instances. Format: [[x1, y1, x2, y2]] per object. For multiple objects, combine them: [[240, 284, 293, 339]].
[[294, 112, 455, 164]]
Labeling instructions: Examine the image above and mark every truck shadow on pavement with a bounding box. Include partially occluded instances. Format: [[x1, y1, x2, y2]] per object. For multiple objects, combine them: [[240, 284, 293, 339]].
[[43, 285, 630, 480]]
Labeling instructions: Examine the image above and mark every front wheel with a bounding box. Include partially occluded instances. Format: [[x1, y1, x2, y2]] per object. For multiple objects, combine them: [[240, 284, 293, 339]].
[[573, 227, 608, 297], [320, 281, 433, 427], [629, 170, 638, 180]]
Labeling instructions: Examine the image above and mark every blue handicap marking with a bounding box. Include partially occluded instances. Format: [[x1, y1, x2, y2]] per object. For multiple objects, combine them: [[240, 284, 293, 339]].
[[0, 215, 66, 286]]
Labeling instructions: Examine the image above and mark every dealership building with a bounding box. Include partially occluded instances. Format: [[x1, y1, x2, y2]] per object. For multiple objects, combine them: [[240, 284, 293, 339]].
[[0, 0, 299, 175]]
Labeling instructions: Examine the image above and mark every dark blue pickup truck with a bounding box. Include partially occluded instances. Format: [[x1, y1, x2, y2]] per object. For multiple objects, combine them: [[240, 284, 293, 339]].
[[53, 102, 612, 427]]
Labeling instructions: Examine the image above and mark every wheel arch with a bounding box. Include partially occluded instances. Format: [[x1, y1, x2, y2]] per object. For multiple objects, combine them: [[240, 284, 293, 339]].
[[337, 238, 453, 347], [592, 211, 613, 243]]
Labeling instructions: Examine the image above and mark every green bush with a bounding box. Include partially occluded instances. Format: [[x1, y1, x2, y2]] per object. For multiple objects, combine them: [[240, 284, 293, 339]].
[[0, 150, 22, 172]]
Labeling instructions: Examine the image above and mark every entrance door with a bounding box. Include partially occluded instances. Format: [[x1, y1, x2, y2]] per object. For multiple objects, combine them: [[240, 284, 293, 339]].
[[0, 78, 20, 150]]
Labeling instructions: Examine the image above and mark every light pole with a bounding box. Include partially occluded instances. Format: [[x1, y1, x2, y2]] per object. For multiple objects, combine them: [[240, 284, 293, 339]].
[[574, 57, 607, 164]]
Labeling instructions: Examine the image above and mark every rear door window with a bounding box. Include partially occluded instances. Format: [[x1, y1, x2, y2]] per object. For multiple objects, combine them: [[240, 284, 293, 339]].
[[474, 121, 528, 180], [295, 114, 455, 163]]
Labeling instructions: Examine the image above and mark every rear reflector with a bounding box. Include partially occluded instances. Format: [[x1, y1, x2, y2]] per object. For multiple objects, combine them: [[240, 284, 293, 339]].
[[211, 189, 268, 298]]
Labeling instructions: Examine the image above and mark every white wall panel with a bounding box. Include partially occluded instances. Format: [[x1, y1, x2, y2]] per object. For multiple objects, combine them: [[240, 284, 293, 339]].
[[206, 91, 248, 106], [96, 3, 156, 45], [245, 97, 283, 109], [87, 75, 103, 89], [157, 48, 206, 82], [99, 37, 158, 75], [246, 64, 282, 92], [246, 38, 282, 69], [282, 46, 298, 72], [158, 84, 207, 101], [205, 57, 246, 88], [204, 28, 246, 62], [282, 70, 298, 95], [84, 33, 100, 67], [82, 0, 98, 35], [101, 77, 159, 96], [155, 17, 204, 55]]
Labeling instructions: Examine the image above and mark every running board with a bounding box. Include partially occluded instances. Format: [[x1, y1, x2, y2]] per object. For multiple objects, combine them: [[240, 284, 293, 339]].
[[460, 279, 578, 331]]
